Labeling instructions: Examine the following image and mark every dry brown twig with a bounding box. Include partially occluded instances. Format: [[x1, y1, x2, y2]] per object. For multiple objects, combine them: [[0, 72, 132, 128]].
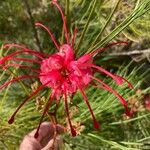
[[105, 49, 150, 62]]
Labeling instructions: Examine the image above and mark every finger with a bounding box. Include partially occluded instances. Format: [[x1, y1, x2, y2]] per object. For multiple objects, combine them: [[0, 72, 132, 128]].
[[20, 122, 65, 149], [19, 135, 42, 150], [27, 122, 54, 142], [39, 122, 65, 147], [28, 122, 65, 142], [41, 135, 64, 150]]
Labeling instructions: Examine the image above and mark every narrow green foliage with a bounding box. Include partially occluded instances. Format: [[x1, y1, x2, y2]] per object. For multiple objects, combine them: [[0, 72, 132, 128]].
[[88, 0, 150, 52], [76, 0, 97, 53], [90, 0, 121, 48]]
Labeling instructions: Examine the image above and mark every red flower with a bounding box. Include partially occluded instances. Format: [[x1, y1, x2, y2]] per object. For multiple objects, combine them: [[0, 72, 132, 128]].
[[0, 0, 133, 137]]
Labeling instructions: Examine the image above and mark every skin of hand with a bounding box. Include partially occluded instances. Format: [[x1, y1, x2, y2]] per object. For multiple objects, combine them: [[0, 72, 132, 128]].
[[19, 122, 65, 150]]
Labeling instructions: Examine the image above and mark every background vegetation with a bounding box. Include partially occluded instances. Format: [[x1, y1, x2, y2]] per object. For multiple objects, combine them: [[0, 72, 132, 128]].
[[0, 0, 150, 149]]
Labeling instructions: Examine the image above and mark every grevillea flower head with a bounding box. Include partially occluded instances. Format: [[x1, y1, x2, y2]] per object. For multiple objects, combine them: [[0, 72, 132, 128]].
[[0, 0, 133, 137]]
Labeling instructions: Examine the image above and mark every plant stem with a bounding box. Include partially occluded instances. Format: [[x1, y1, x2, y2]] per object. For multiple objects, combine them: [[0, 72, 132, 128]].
[[23, 0, 42, 52]]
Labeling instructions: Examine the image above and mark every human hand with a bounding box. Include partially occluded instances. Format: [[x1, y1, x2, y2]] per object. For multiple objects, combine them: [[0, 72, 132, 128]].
[[19, 122, 64, 150]]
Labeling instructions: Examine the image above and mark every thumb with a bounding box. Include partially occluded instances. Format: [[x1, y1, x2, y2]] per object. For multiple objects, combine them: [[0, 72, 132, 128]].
[[42, 135, 64, 150]]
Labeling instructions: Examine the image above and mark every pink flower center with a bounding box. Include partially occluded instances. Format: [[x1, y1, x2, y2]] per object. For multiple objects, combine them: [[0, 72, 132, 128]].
[[39, 44, 92, 99]]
